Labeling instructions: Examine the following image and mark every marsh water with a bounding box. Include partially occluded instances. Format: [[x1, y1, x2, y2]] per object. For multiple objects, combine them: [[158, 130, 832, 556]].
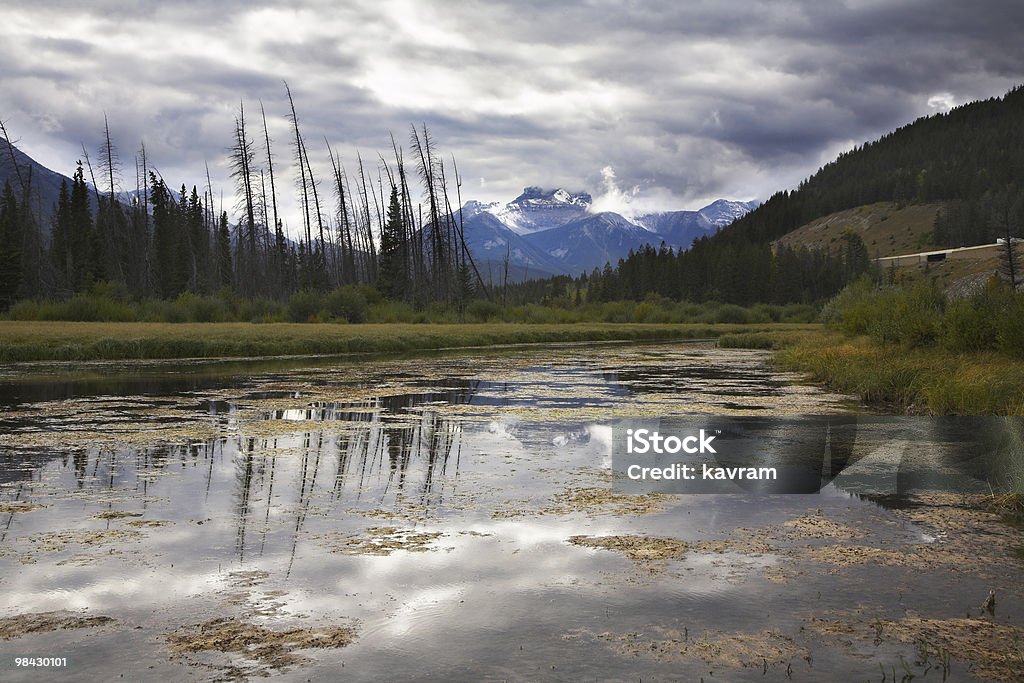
[[0, 342, 1022, 681]]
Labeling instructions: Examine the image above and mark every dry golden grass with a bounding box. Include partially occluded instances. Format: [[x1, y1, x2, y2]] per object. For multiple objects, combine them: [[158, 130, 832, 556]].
[[773, 201, 942, 258]]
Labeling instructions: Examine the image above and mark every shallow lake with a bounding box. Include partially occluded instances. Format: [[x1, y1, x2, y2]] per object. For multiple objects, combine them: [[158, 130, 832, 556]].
[[0, 342, 1021, 681]]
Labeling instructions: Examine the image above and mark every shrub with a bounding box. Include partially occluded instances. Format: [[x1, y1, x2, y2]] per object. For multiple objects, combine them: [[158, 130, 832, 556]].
[[867, 283, 944, 348], [821, 276, 878, 334], [751, 303, 783, 323], [6, 300, 42, 320], [941, 280, 1011, 353], [996, 294, 1024, 359], [367, 300, 417, 323], [779, 303, 818, 324], [287, 290, 324, 323], [238, 298, 286, 323], [174, 293, 229, 323], [703, 304, 751, 324], [600, 301, 634, 323], [325, 286, 368, 323], [466, 299, 502, 322]]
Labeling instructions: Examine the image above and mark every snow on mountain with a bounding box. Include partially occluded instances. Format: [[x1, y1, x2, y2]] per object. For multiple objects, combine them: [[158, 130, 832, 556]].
[[633, 199, 759, 250], [459, 209, 570, 281], [698, 199, 760, 227], [523, 212, 660, 274], [632, 210, 711, 248], [482, 186, 592, 235], [458, 189, 757, 277]]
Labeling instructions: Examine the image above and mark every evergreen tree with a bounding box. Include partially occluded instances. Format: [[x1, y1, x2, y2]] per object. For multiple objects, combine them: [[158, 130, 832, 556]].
[[377, 186, 408, 299], [217, 210, 233, 289], [0, 182, 22, 308], [50, 179, 73, 292], [67, 163, 94, 291]]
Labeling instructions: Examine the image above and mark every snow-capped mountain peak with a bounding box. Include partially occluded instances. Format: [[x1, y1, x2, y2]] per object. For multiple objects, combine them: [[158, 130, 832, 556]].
[[697, 199, 760, 227], [457, 187, 758, 278], [483, 186, 593, 235]]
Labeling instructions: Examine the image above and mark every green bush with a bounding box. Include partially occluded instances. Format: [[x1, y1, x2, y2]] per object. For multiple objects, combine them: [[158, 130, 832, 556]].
[[821, 276, 878, 334], [325, 286, 368, 323], [867, 283, 944, 348], [238, 298, 286, 323], [997, 294, 1024, 359], [466, 299, 502, 322], [751, 303, 783, 323], [824, 278, 944, 348], [287, 290, 324, 323], [367, 300, 417, 323], [779, 303, 818, 324], [941, 280, 1011, 353], [600, 301, 634, 323], [703, 304, 752, 324], [52, 293, 136, 322], [673, 301, 707, 324], [7, 300, 42, 320], [174, 293, 229, 323]]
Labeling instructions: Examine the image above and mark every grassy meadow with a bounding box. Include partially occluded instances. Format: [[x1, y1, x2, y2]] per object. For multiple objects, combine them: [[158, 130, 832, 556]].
[[0, 320, 818, 362]]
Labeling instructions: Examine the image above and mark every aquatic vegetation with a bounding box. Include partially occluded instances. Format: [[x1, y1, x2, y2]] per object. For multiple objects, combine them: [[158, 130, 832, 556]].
[[317, 526, 445, 555], [0, 612, 115, 640], [166, 618, 357, 670]]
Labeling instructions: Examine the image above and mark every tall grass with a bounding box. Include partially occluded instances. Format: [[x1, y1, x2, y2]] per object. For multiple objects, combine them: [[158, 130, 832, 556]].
[[3, 285, 823, 326], [0, 321, 817, 362], [774, 331, 1024, 415]]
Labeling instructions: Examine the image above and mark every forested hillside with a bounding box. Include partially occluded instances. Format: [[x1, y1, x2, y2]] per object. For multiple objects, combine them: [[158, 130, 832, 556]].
[[3, 85, 1023, 316], [576, 85, 1024, 305]]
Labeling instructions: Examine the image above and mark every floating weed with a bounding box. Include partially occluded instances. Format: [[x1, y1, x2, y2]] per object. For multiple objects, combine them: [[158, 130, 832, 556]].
[[317, 526, 444, 556], [0, 611, 116, 640], [166, 617, 357, 672]]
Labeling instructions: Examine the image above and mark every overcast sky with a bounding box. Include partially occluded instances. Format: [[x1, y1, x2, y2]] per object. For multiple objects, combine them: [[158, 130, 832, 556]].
[[2, 0, 1023, 233]]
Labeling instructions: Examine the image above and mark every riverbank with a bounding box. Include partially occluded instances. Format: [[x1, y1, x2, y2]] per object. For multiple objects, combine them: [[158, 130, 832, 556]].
[[0, 321, 816, 362], [722, 328, 1024, 415]]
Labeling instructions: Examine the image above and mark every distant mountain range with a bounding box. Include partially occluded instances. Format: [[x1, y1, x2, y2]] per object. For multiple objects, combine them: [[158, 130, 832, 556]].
[[461, 187, 757, 278], [0, 138, 81, 224], [1, 138, 757, 279]]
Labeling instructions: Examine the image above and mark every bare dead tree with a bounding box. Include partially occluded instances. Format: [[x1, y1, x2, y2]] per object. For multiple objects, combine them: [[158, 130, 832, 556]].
[[450, 155, 490, 299], [326, 140, 356, 284], [229, 102, 259, 295], [284, 81, 312, 249], [356, 152, 378, 281], [259, 100, 280, 247], [100, 114, 120, 200]]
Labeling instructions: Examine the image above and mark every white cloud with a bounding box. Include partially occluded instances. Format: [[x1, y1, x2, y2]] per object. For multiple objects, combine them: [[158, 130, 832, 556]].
[[1, 0, 1022, 233], [589, 165, 639, 217], [927, 92, 957, 112]]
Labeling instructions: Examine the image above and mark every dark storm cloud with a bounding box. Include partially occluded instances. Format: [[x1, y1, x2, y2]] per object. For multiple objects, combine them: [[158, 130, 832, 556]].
[[3, 0, 1024, 222]]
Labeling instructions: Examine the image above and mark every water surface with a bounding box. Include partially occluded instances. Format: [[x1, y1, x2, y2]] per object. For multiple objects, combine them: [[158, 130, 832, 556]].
[[0, 342, 1021, 681]]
